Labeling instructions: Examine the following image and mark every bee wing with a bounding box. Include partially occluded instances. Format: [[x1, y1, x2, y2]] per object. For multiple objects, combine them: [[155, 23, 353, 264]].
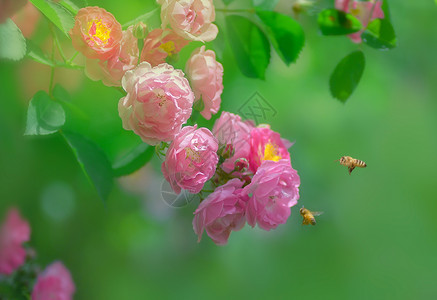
[[310, 211, 324, 216]]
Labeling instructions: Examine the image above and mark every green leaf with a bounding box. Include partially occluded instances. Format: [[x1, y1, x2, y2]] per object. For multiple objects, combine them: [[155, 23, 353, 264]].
[[222, 0, 235, 5], [256, 10, 304, 66], [29, 0, 75, 37], [329, 50, 365, 103], [362, 18, 396, 50], [253, 0, 279, 11], [318, 9, 362, 35], [26, 39, 55, 67], [59, 0, 88, 14], [63, 131, 114, 201], [25, 91, 66, 135], [0, 19, 26, 61], [225, 15, 270, 79], [113, 143, 155, 177]]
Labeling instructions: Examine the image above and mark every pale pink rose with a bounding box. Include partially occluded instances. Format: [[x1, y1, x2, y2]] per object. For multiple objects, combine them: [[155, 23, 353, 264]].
[[70, 6, 123, 60], [185, 46, 223, 120], [193, 179, 246, 245], [0, 0, 26, 23], [243, 160, 300, 231], [11, 2, 40, 38], [212, 111, 255, 174], [157, 0, 218, 42], [162, 125, 218, 194], [85, 26, 139, 87], [140, 28, 189, 67], [335, 0, 384, 43], [118, 62, 194, 145], [248, 125, 291, 173], [32, 261, 75, 300], [0, 208, 30, 275]]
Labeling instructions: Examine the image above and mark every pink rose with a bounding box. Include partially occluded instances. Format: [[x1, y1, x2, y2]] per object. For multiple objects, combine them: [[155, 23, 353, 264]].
[[85, 26, 139, 87], [32, 261, 75, 300], [157, 0, 218, 42], [140, 28, 189, 67], [193, 179, 246, 245], [118, 62, 194, 145], [0, 208, 30, 275], [185, 46, 223, 120], [243, 160, 300, 231], [212, 111, 254, 174], [248, 125, 291, 173], [70, 6, 123, 60], [0, 0, 26, 23], [162, 125, 219, 194], [335, 0, 384, 43]]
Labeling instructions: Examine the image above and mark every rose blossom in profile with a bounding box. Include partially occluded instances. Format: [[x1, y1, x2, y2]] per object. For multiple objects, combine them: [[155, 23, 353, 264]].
[[248, 125, 291, 173], [185, 46, 223, 120], [0, 208, 30, 275], [157, 0, 218, 42], [162, 125, 219, 194], [335, 0, 384, 43], [141, 28, 189, 66], [118, 62, 194, 145], [85, 26, 139, 87], [212, 111, 254, 174], [70, 6, 123, 60], [32, 261, 75, 300], [193, 179, 246, 245], [0, 0, 27, 23], [243, 160, 300, 231]]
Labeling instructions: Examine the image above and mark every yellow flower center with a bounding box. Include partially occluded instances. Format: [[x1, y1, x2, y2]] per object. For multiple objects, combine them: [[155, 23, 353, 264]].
[[263, 143, 282, 162], [87, 19, 111, 45], [186, 148, 201, 164], [159, 41, 176, 56]]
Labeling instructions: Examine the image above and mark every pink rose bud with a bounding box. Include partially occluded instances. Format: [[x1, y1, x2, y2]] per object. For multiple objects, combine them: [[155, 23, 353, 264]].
[[0, 0, 26, 23], [140, 28, 189, 67], [0, 208, 30, 275], [193, 179, 246, 245], [248, 125, 291, 173], [220, 143, 234, 159], [118, 62, 194, 145], [185, 46, 223, 120], [243, 160, 300, 231], [32, 261, 75, 300], [70, 6, 123, 60], [335, 0, 384, 43], [85, 26, 139, 87], [162, 125, 219, 194], [133, 21, 148, 39], [234, 158, 249, 173], [157, 0, 218, 42], [212, 111, 255, 174]]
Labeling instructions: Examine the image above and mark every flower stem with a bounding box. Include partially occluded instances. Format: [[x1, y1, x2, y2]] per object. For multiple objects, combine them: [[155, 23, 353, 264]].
[[67, 51, 80, 64], [49, 29, 56, 97]]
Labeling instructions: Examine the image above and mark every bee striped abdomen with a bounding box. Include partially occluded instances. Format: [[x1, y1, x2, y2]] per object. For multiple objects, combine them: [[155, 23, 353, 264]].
[[354, 159, 366, 168]]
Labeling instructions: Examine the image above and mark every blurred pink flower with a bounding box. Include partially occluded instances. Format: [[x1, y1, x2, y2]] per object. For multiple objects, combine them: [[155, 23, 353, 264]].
[[0, 0, 26, 23], [140, 28, 189, 66], [193, 178, 246, 245], [248, 125, 291, 173], [212, 111, 254, 174], [118, 62, 194, 145], [0, 208, 30, 275], [335, 0, 384, 43], [32, 261, 75, 300], [70, 6, 123, 60], [162, 125, 218, 194], [85, 26, 139, 87], [157, 0, 218, 42], [11, 2, 40, 38], [243, 160, 300, 231], [185, 46, 223, 120]]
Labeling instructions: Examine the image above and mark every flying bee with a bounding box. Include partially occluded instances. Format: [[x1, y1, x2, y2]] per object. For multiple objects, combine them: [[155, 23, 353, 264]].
[[299, 207, 323, 225], [337, 156, 367, 175]]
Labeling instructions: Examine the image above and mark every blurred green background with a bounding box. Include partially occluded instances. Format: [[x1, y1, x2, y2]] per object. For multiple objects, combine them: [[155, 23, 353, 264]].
[[1, 0, 437, 299]]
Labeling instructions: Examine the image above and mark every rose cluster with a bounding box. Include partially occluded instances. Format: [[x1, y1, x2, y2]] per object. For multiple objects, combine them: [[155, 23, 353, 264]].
[[68, 0, 300, 246], [0, 208, 75, 299]]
